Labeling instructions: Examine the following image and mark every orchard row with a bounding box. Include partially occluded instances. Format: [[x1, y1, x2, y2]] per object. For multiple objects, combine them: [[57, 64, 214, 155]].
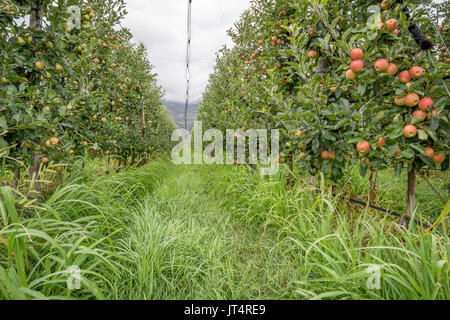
[[0, 0, 176, 191], [198, 0, 449, 221]]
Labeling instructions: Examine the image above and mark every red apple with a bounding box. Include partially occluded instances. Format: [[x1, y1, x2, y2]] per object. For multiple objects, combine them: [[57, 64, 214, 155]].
[[425, 147, 435, 158], [394, 148, 402, 157], [356, 141, 371, 155], [387, 63, 398, 75], [350, 48, 363, 60], [413, 110, 427, 121], [321, 151, 331, 160], [395, 97, 405, 106], [433, 154, 446, 163], [346, 69, 356, 80], [404, 125, 417, 138], [350, 59, 364, 73], [385, 19, 398, 32], [398, 70, 411, 83], [409, 66, 424, 79], [308, 50, 318, 59], [405, 93, 420, 107], [376, 137, 386, 148], [418, 97, 433, 111], [374, 59, 389, 72]]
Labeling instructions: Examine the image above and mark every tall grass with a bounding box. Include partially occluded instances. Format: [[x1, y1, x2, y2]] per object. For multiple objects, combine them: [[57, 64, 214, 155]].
[[0, 159, 448, 299]]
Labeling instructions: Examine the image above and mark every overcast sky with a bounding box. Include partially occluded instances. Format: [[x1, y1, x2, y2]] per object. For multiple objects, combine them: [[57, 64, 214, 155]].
[[122, 0, 251, 103]]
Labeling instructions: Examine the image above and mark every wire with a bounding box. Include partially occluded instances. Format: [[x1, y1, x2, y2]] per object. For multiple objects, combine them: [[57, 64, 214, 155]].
[[185, 0, 192, 130]]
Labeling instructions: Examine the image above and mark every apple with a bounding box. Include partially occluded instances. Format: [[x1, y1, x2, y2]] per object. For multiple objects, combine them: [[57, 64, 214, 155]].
[[409, 66, 424, 79], [392, 29, 399, 36], [405, 93, 420, 107], [101, 117, 107, 123], [18, 37, 26, 45], [280, 10, 286, 16], [309, 27, 316, 36], [381, 0, 391, 10], [376, 137, 386, 148], [350, 48, 363, 60], [394, 148, 402, 157], [387, 63, 398, 75], [34, 61, 44, 70], [259, 39, 264, 45], [277, 38, 282, 45], [378, 22, 385, 29], [418, 97, 433, 111], [385, 19, 398, 32], [41, 157, 49, 164], [431, 109, 441, 119], [272, 35, 277, 41], [0, 77, 8, 84], [350, 59, 364, 73], [356, 141, 371, 155], [308, 50, 318, 58], [433, 154, 446, 163], [395, 97, 405, 106], [321, 151, 331, 160], [50, 137, 59, 145], [413, 110, 427, 121], [403, 125, 417, 138], [55, 63, 63, 71], [398, 70, 411, 83], [346, 69, 356, 80], [425, 147, 435, 158], [374, 59, 389, 72]]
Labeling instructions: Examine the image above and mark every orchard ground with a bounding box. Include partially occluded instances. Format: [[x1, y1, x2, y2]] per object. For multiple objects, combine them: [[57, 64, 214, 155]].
[[0, 157, 448, 299]]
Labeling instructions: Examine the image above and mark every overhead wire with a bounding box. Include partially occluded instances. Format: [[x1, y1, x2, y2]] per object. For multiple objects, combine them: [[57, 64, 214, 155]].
[[185, 0, 192, 130]]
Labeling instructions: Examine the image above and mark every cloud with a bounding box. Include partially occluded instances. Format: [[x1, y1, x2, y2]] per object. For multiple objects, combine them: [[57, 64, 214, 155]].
[[122, 0, 251, 103]]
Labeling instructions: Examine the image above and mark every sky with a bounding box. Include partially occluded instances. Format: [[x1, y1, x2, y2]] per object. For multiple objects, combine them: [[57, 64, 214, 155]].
[[122, 0, 252, 103]]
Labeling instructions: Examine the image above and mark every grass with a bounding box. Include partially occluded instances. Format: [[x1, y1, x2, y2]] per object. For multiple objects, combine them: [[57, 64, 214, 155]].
[[0, 159, 448, 299]]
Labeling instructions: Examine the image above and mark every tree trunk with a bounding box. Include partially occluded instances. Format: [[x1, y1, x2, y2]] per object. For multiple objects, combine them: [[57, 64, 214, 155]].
[[28, 151, 42, 200], [30, 0, 44, 30], [13, 168, 20, 190], [399, 165, 416, 228], [130, 152, 136, 166]]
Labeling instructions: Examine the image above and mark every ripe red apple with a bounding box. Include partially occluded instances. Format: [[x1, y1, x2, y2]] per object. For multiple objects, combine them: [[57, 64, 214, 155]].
[[356, 141, 371, 155], [409, 66, 424, 79], [433, 154, 446, 163], [385, 19, 398, 32], [395, 97, 405, 106], [350, 48, 363, 60], [41, 157, 49, 164], [418, 97, 433, 111], [321, 151, 331, 160], [404, 125, 417, 138], [413, 110, 427, 121], [387, 63, 398, 75], [394, 148, 402, 157], [376, 137, 386, 148], [50, 137, 59, 145], [378, 22, 385, 29], [350, 59, 364, 73], [259, 39, 264, 45], [280, 10, 286, 16], [425, 147, 435, 158], [405, 93, 420, 107], [271, 35, 277, 41], [346, 69, 356, 80], [431, 109, 442, 119], [374, 59, 389, 72], [392, 29, 400, 36], [398, 70, 411, 83], [308, 50, 318, 59]]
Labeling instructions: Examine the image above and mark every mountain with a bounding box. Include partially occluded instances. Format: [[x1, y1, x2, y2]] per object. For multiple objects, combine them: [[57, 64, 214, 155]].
[[164, 100, 199, 131]]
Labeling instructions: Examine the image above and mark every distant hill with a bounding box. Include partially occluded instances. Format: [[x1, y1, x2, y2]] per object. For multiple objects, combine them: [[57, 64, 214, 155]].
[[164, 101, 199, 131]]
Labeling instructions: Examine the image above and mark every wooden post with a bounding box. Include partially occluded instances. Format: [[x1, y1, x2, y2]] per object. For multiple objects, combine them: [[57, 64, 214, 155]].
[[399, 164, 416, 228]]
